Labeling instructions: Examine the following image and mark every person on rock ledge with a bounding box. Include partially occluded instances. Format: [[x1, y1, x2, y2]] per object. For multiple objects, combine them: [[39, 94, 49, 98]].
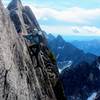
[[23, 28, 45, 57]]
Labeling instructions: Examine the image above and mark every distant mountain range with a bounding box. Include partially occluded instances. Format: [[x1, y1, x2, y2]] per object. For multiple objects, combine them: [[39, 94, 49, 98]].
[[60, 57, 100, 100], [46, 34, 97, 69], [45, 33, 100, 100], [63, 35, 100, 42], [71, 40, 100, 56], [46, 33, 100, 99]]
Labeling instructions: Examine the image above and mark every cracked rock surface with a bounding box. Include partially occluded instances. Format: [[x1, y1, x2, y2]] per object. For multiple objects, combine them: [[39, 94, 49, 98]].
[[0, 0, 66, 100]]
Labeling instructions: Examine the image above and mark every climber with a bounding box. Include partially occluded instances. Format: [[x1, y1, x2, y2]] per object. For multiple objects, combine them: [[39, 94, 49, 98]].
[[23, 28, 44, 47], [23, 29, 46, 68], [23, 29, 42, 55], [23, 29, 39, 46]]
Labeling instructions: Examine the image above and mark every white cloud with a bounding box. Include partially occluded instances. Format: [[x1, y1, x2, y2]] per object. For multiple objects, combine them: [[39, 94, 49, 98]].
[[29, 6, 100, 24], [22, 4, 100, 36], [41, 25, 100, 36], [42, 17, 48, 21], [82, 26, 100, 34]]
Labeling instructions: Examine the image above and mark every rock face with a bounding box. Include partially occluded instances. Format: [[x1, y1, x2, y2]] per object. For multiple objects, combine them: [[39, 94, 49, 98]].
[[8, 0, 27, 34], [0, 0, 65, 100]]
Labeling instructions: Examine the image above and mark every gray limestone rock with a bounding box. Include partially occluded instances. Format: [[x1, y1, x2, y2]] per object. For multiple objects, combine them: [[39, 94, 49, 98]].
[[0, 0, 66, 100]]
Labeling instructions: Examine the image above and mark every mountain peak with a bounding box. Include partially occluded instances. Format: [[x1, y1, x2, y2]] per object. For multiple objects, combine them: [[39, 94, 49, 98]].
[[47, 33, 55, 40], [56, 35, 65, 43], [57, 35, 63, 40], [24, 6, 41, 31], [7, 0, 23, 10]]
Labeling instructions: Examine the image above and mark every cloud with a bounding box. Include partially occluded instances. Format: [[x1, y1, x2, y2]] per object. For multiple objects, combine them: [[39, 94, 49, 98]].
[[82, 26, 100, 34], [29, 6, 100, 24], [72, 27, 80, 33], [41, 25, 100, 36], [29, 5, 100, 36]]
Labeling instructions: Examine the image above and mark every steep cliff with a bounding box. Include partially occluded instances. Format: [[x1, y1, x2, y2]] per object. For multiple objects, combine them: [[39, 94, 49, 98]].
[[0, 0, 65, 100]]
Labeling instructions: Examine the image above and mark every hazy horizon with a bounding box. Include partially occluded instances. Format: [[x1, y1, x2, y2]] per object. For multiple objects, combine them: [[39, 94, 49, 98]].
[[63, 35, 100, 42], [48, 33, 100, 41]]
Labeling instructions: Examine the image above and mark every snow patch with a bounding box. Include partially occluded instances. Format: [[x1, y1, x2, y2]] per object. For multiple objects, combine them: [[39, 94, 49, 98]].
[[58, 68, 62, 73], [58, 61, 73, 73], [56, 54, 59, 59], [58, 47, 62, 49], [98, 64, 100, 70], [57, 45, 64, 50], [87, 92, 97, 100]]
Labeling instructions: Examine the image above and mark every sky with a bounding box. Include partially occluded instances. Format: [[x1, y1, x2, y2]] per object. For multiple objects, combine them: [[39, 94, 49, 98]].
[[2, 0, 100, 37]]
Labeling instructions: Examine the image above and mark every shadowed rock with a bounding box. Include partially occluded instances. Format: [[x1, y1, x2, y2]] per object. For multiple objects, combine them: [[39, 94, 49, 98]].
[[61, 58, 100, 100]]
